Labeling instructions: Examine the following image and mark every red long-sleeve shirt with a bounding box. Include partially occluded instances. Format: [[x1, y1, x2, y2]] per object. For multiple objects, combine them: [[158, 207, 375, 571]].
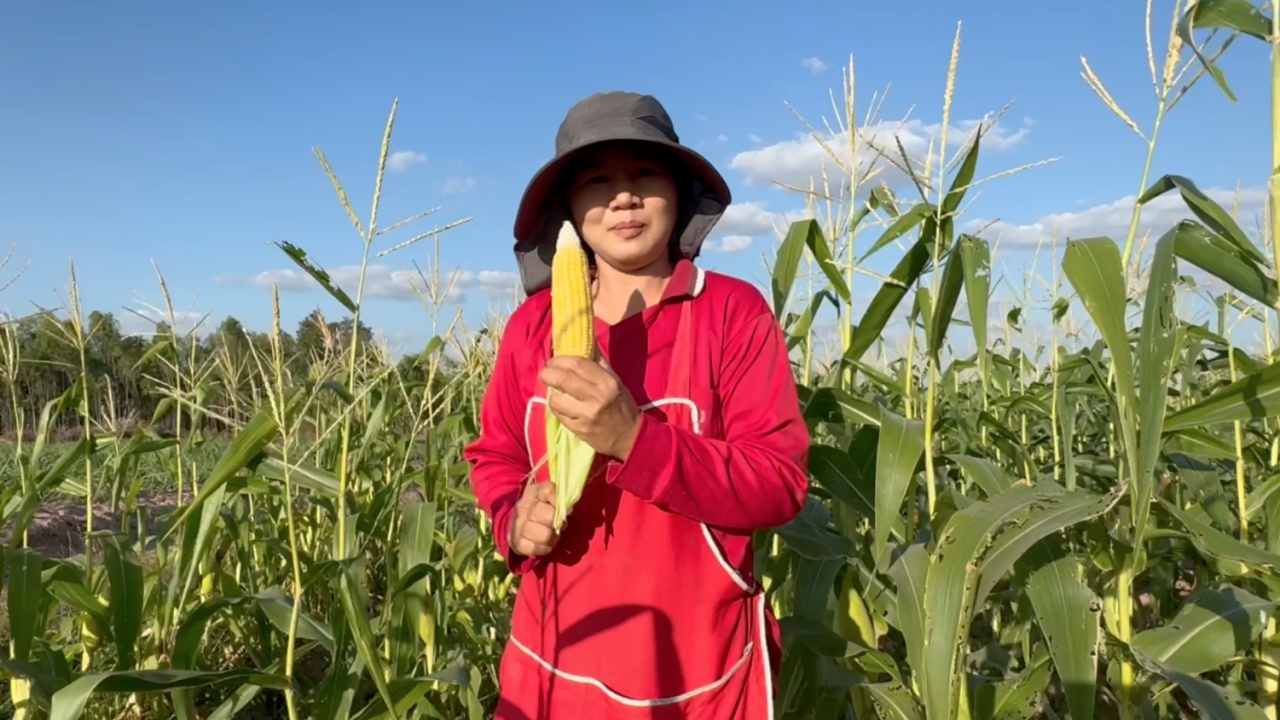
[[464, 259, 809, 716]]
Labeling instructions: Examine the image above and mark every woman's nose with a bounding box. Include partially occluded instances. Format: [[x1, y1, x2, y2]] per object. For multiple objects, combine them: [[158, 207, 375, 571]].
[[611, 190, 640, 208]]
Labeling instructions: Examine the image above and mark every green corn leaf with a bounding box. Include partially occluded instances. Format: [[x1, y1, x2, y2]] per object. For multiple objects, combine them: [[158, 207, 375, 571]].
[[30, 377, 85, 467], [1025, 549, 1099, 720], [397, 500, 439, 674], [796, 218, 850, 304], [1163, 427, 1239, 460], [6, 547, 45, 662], [167, 592, 332, 717], [163, 390, 303, 541], [1133, 648, 1269, 720], [941, 128, 982, 217], [1172, 220, 1278, 307], [350, 677, 469, 720], [1062, 237, 1144, 542], [808, 444, 875, 519], [777, 499, 856, 559], [948, 454, 1015, 499], [960, 234, 992, 390], [274, 240, 359, 313], [970, 647, 1053, 720], [1138, 174, 1266, 265], [887, 543, 929, 688], [337, 557, 397, 715], [786, 289, 838, 351], [1130, 584, 1274, 675], [1135, 222, 1181, 560], [1175, 0, 1272, 103], [1165, 357, 1280, 432], [1160, 498, 1280, 574], [98, 533, 143, 670], [874, 408, 925, 572], [920, 482, 1110, 720], [975, 487, 1113, 607], [861, 680, 924, 720], [50, 669, 290, 720], [859, 201, 934, 263], [845, 225, 936, 364], [255, 454, 341, 499], [771, 219, 811, 319], [1247, 475, 1280, 521], [546, 398, 596, 531], [801, 386, 882, 427], [4, 438, 94, 550], [928, 241, 966, 363]]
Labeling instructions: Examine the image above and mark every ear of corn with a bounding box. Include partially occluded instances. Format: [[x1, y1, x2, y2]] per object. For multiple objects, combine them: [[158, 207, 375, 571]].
[[551, 221, 595, 360], [546, 221, 597, 531]]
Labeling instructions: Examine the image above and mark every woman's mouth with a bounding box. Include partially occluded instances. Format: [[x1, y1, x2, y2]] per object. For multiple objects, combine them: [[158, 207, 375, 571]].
[[611, 222, 645, 239]]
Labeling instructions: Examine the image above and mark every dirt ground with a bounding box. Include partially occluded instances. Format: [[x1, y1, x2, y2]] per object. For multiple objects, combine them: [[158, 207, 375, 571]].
[[2, 491, 180, 560], [0, 491, 180, 650]]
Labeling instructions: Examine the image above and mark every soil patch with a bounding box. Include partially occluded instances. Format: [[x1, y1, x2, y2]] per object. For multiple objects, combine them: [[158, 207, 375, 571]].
[[2, 490, 181, 560]]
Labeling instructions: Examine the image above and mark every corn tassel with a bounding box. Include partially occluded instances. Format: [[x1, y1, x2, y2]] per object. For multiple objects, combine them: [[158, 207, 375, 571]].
[[546, 221, 598, 531]]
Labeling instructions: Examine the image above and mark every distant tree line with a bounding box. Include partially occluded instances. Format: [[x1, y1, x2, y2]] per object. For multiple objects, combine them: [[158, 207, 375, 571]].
[[0, 307, 458, 441]]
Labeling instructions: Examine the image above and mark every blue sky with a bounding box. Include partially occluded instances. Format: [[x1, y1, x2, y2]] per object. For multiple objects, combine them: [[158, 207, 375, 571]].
[[0, 0, 1272, 358]]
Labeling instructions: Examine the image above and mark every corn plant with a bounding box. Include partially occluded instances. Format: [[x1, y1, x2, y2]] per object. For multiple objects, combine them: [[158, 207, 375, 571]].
[[3, 2, 1280, 719], [0, 100, 512, 720], [765, 2, 1280, 719]]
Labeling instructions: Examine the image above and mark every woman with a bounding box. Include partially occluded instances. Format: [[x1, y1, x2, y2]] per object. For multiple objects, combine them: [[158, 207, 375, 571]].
[[463, 90, 810, 720]]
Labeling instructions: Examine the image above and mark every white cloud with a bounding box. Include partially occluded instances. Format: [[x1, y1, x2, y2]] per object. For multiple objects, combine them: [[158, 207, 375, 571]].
[[719, 201, 785, 237], [730, 116, 1031, 190], [216, 264, 520, 304], [374, 329, 436, 359], [468, 269, 523, 291], [707, 200, 813, 250], [801, 57, 828, 74], [966, 185, 1267, 249], [711, 235, 754, 253], [119, 307, 208, 338], [387, 150, 427, 173], [442, 176, 477, 194], [716, 134, 728, 143]]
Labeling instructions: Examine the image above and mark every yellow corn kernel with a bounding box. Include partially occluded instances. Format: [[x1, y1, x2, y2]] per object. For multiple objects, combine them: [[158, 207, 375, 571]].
[[546, 221, 597, 531], [551, 221, 594, 359]]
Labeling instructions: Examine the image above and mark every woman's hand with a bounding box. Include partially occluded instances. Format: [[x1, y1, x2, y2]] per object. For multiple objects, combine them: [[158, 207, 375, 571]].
[[539, 355, 642, 461], [508, 480, 559, 558]]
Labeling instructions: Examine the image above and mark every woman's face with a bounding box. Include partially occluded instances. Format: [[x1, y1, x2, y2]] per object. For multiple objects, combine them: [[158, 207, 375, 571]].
[[565, 142, 680, 275]]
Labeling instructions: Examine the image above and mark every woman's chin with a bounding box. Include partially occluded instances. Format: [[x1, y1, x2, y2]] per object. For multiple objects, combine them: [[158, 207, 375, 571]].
[[601, 257, 670, 277], [595, 245, 667, 273]]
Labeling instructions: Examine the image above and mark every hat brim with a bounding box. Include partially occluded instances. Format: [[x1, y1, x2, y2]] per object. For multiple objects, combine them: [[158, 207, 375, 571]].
[[510, 118, 732, 296]]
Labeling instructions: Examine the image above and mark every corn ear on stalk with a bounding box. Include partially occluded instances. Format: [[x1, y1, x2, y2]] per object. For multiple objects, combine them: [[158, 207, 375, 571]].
[[546, 221, 598, 531]]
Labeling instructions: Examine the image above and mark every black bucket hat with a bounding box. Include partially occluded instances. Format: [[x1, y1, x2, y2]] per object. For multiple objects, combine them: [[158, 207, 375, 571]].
[[511, 91, 732, 296]]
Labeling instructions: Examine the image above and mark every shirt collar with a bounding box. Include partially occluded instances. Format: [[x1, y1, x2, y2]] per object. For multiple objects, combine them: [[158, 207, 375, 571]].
[[659, 259, 699, 303]]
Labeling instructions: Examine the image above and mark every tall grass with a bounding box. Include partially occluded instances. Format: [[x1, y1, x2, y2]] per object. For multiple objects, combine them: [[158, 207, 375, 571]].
[[3, 2, 1280, 719]]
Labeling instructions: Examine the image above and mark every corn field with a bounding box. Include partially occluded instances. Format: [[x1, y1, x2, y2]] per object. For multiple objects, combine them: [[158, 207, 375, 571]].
[[4, 2, 1280, 719]]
